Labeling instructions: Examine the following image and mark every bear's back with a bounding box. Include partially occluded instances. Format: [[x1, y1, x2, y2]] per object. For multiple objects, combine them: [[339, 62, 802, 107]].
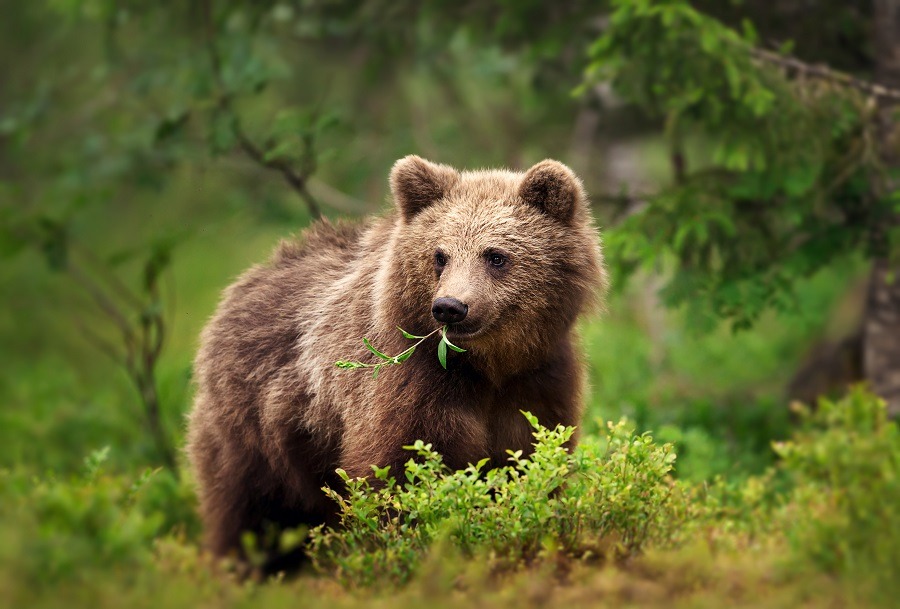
[[192, 219, 372, 430], [272, 219, 368, 265]]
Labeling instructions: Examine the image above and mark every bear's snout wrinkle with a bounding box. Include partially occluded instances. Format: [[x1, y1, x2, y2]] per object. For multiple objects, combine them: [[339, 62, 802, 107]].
[[432, 297, 468, 324]]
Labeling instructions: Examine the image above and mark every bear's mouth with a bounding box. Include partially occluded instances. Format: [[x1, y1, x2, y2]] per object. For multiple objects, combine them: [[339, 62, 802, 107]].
[[444, 322, 484, 340]]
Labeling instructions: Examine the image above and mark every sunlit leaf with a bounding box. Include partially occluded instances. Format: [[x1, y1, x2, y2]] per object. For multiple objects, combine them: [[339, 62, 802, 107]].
[[363, 338, 392, 361], [441, 327, 466, 353], [398, 327, 427, 340], [437, 337, 448, 369]]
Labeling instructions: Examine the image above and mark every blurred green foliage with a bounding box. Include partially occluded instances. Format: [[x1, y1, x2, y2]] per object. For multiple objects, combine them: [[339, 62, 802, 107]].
[[0, 447, 197, 587], [776, 388, 900, 601]]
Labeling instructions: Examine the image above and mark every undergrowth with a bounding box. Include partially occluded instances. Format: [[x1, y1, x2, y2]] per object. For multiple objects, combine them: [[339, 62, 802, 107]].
[[308, 413, 681, 587], [0, 449, 197, 588], [0, 388, 897, 607], [776, 389, 900, 602]]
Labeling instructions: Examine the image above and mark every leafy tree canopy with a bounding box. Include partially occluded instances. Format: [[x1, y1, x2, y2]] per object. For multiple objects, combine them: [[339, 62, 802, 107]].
[[583, 0, 898, 330]]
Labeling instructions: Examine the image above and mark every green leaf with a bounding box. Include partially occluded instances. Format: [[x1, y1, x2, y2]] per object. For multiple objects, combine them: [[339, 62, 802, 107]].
[[262, 139, 297, 164], [740, 18, 758, 44], [673, 223, 692, 252], [437, 337, 448, 369], [520, 411, 539, 429], [396, 346, 416, 362], [154, 111, 190, 144], [397, 326, 427, 340], [440, 325, 467, 353], [363, 338, 392, 361], [335, 360, 363, 369], [314, 111, 340, 133], [371, 464, 391, 480], [37, 217, 68, 271], [208, 108, 237, 156]]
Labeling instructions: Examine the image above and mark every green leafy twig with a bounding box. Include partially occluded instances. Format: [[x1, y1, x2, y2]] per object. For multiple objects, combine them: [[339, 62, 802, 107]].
[[335, 325, 466, 378], [201, 0, 323, 219]]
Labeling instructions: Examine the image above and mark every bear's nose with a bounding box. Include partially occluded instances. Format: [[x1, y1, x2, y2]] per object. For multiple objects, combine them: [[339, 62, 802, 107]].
[[432, 297, 468, 324]]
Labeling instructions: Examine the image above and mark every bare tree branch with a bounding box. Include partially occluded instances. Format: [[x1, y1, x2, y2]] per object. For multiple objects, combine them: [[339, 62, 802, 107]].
[[73, 315, 130, 369], [751, 47, 900, 102], [307, 177, 372, 214], [61, 238, 175, 470], [147, 275, 166, 363], [71, 242, 145, 312], [231, 129, 323, 219], [68, 264, 136, 350]]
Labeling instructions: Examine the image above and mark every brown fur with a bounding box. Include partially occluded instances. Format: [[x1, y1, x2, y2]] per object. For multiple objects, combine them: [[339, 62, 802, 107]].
[[187, 156, 607, 566]]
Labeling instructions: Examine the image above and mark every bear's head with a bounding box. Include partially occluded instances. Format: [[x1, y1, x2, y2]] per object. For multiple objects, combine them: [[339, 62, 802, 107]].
[[380, 155, 606, 378]]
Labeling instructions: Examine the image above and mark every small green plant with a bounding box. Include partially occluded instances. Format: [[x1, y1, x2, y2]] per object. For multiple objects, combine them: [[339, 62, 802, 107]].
[[307, 412, 681, 587], [335, 325, 465, 377]]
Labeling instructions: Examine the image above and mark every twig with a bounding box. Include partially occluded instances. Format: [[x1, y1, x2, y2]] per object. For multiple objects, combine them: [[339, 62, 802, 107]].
[[750, 47, 900, 102], [71, 241, 145, 312], [147, 278, 165, 363], [68, 245, 175, 471], [68, 264, 136, 350], [73, 315, 130, 368], [201, 0, 323, 220], [336, 326, 466, 376], [231, 129, 323, 218], [336, 327, 443, 376], [307, 177, 371, 214]]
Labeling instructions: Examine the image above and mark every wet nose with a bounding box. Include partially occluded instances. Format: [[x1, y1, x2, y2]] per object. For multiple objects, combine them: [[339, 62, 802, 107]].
[[432, 297, 468, 324]]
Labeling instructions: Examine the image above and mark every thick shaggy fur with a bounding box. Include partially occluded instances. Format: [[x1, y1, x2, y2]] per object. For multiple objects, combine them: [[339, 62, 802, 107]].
[[187, 156, 606, 564]]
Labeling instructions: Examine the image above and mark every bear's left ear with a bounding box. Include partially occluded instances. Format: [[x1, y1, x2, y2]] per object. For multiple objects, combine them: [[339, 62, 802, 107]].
[[518, 160, 585, 223], [390, 155, 459, 220]]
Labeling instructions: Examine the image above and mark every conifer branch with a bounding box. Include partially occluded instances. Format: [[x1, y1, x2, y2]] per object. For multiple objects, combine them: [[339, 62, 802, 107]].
[[750, 47, 900, 102]]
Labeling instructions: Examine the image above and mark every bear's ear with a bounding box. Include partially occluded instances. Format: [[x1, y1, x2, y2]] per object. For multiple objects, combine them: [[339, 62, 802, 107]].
[[390, 155, 459, 220], [518, 160, 584, 223]]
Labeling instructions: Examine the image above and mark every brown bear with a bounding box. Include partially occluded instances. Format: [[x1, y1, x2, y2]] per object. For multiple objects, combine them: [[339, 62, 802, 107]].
[[187, 156, 606, 567]]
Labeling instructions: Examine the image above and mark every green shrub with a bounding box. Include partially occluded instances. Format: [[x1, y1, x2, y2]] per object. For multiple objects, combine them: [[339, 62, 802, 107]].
[[308, 413, 682, 587], [774, 387, 900, 601], [0, 448, 197, 589]]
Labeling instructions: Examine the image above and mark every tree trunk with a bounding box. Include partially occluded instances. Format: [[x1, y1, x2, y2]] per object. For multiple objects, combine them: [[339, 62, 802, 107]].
[[866, 0, 900, 416]]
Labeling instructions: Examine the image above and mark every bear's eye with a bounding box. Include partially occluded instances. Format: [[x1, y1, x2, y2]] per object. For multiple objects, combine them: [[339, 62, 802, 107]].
[[488, 252, 507, 268], [434, 251, 447, 268]]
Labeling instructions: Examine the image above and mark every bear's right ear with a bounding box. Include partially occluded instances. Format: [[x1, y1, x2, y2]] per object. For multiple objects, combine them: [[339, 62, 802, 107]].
[[390, 155, 459, 220], [518, 159, 585, 223]]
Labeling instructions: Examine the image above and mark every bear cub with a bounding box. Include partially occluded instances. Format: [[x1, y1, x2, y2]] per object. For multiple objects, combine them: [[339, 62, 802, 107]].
[[187, 156, 606, 566]]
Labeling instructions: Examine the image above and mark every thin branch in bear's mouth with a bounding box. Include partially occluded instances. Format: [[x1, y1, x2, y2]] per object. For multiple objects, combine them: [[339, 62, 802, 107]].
[[335, 325, 466, 378]]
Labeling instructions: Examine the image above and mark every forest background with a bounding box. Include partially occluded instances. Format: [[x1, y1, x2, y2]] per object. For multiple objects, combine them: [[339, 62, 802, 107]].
[[2, 1, 899, 607]]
